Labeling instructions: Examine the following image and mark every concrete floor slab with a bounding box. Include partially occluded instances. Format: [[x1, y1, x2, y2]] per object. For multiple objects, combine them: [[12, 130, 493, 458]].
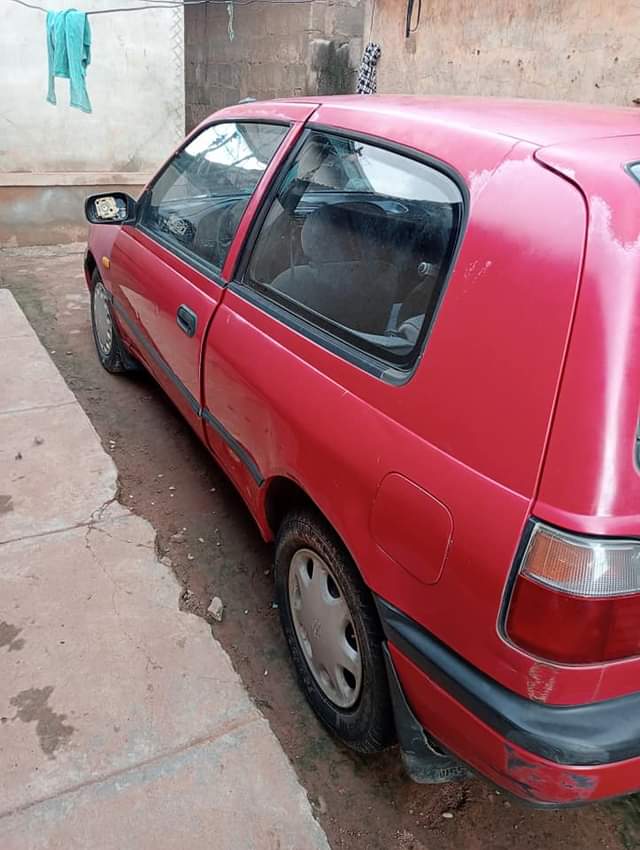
[[0, 721, 328, 850], [0, 333, 75, 414], [0, 288, 39, 339], [0, 289, 328, 849], [0, 516, 258, 814], [0, 403, 120, 543]]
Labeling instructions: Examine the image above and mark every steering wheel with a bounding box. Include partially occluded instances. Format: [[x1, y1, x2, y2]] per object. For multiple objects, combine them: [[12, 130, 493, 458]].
[[215, 200, 247, 261], [161, 212, 196, 245]]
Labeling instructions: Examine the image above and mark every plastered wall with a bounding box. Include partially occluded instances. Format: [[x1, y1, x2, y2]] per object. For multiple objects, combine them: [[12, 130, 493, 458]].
[[2, 0, 185, 245], [369, 0, 640, 106]]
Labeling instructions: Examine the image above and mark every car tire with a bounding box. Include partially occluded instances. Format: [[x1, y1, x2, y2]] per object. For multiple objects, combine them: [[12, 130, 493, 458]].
[[275, 509, 394, 753], [90, 271, 136, 374]]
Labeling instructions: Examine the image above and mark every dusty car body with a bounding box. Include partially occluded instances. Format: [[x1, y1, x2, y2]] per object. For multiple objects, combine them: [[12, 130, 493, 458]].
[[85, 95, 640, 805]]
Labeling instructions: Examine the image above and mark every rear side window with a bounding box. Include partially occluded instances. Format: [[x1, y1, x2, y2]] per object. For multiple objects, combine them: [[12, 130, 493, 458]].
[[244, 130, 464, 371], [628, 163, 640, 184], [140, 122, 288, 272]]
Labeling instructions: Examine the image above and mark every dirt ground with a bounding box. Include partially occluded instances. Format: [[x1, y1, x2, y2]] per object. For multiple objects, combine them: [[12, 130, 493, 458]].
[[1, 243, 637, 850]]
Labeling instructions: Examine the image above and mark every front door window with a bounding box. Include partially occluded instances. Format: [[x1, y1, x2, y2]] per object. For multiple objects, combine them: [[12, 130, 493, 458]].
[[139, 122, 288, 271]]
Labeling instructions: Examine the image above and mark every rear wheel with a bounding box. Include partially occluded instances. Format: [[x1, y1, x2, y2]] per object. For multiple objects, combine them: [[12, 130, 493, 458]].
[[275, 510, 394, 753], [90, 271, 136, 373]]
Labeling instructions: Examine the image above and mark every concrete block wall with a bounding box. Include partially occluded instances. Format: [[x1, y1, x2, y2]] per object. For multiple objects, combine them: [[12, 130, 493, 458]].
[[184, 1, 365, 130]]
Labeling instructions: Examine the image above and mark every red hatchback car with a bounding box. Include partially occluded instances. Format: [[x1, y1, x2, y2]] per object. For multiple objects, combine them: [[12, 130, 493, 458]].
[[84, 95, 640, 806]]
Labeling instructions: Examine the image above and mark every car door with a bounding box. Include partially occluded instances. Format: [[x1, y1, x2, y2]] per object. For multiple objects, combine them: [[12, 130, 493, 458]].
[[106, 118, 295, 427]]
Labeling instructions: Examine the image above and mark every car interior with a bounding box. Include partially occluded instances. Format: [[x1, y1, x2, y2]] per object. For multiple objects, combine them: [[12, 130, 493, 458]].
[[140, 121, 284, 270], [140, 125, 462, 363], [248, 188, 459, 361]]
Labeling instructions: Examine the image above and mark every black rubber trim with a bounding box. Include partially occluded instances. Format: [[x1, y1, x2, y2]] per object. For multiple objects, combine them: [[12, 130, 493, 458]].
[[382, 643, 470, 783], [497, 516, 536, 643], [376, 596, 640, 766], [111, 295, 264, 486], [201, 407, 264, 486]]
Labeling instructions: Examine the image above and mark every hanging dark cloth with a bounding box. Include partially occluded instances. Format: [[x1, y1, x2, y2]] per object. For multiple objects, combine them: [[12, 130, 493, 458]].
[[356, 42, 382, 95]]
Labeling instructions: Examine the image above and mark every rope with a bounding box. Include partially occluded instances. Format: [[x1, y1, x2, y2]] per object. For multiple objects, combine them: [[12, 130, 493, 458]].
[[8, 0, 320, 15]]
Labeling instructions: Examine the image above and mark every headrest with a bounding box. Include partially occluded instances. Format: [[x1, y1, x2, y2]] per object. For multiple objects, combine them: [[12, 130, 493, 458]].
[[301, 205, 360, 264]]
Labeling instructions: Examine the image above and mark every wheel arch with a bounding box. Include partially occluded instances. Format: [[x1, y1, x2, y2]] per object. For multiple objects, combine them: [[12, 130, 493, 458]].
[[268, 473, 395, 749], [84, 250, 97, 289], [262, 475, 373, 594], [263, 476, 320, 541]]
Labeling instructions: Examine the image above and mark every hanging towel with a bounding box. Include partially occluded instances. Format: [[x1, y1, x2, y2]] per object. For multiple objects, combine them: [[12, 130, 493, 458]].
[[46, 9, 92, 113], [356, 42, 382, 95]]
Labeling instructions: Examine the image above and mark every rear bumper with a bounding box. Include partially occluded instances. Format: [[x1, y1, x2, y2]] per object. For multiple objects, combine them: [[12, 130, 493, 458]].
[[376, 597, 640, 805]]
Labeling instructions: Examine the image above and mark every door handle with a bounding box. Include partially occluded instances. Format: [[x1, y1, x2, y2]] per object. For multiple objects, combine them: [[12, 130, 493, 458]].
[[176, 304, 197, 337]]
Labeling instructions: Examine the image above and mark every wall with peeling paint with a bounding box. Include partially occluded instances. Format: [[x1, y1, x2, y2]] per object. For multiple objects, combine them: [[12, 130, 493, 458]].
[[368, 0, 640, 107], [1, 0, 185, 246], [184, 0, 364, 131]]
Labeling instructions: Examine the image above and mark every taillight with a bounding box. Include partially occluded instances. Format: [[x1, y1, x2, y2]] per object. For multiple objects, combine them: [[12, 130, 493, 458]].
[[505, 522, 640, 664]]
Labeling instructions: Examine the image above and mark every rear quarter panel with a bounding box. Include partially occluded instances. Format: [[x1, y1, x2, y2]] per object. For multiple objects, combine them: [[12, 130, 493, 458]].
[[535, 136, 640, 702], [536, 136, 640, 534]]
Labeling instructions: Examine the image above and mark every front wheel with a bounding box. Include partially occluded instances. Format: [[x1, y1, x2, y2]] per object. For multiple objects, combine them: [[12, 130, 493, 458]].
[[275, 510, 394, 753], [90, 271, 136, 373]]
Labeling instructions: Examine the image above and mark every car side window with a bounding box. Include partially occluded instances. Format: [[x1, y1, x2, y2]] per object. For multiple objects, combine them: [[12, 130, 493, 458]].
[[139, 122, 289, 272], [244, 130, 464, 370]]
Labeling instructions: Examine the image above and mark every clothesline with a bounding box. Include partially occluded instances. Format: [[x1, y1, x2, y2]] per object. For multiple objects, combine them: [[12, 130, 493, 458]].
[[9, 0, 318, 14]]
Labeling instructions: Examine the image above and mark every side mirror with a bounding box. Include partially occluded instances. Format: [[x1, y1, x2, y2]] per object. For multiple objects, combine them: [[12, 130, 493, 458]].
[[85, 192, 137, 225]]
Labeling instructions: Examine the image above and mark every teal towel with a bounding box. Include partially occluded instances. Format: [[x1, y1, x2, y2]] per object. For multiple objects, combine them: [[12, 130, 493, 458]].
[[46, 9, 92, 113]]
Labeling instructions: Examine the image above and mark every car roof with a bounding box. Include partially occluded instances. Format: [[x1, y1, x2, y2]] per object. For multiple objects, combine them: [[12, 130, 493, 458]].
[[282, 95, 640, 147]]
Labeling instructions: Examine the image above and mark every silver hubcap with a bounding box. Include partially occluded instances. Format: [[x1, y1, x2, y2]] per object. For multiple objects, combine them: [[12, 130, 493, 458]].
[[288, 549, 362, 709], [94, 282, 113, 356]]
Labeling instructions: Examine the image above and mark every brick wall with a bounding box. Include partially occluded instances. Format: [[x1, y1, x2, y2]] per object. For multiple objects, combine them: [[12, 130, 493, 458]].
[[184, 1, 366, 131]]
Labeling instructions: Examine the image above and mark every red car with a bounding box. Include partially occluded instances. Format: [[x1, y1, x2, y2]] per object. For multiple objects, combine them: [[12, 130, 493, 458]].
[[84, 95, 640, 806]]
